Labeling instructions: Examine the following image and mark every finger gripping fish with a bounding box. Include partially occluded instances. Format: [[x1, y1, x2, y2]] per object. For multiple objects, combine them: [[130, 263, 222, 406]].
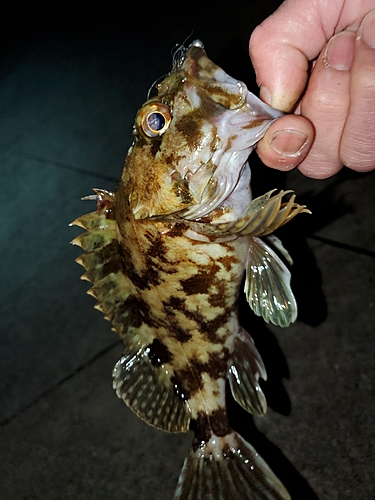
[[72, 40, 310, 500]]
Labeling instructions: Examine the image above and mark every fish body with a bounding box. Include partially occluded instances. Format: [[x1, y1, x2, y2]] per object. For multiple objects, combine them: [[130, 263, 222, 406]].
[[72, 40, 309, 499]]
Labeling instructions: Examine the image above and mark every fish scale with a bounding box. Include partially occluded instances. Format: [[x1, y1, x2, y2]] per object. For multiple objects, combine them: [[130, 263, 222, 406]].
[[71, 40, 310, 499]]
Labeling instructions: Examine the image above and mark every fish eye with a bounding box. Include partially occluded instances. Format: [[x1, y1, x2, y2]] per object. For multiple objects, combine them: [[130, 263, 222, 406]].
[[140, 103, 171, 137]]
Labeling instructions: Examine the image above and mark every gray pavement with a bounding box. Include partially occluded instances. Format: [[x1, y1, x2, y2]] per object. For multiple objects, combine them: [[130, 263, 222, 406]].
[[1, 2, 374, 499]]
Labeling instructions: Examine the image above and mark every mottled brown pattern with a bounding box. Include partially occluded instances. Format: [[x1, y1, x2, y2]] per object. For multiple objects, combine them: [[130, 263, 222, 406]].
[[108, 297, 139, 329], [205, 349, 230, 379], [171, 374, 192, 401], [121, 247, 160, 290], [164, 152, 184, 166], [180, 263, 221, 296], [172, 174, 193, 205], [163, 296, 186, 310], [172, 362, 203, 400], [192, 412, 211, 447], [210, 407, 231, 437], [207, 280, 227, 308], [147, 235, 168, 262], [150, 136, 162, 156], [217, 254, 238, 272], [172, 347, 230, 400], [176, 114, 203, 150], [172, 325, 192, 343], [184, 308, 232, 343], [166, 222, 188, 237], [192, 407, 230, 450], [101, 254, 124, 277]]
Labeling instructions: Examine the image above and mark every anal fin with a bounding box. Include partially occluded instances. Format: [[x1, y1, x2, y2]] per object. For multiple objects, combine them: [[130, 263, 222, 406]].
[[228, 329, 267, 416]]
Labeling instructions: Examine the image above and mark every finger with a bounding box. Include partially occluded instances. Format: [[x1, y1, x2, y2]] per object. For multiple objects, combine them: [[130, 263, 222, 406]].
[[341, 9, 375, 172], [249, 0, 345, 111], [256, 115, 313, 171], [297, 31, 355, 178]]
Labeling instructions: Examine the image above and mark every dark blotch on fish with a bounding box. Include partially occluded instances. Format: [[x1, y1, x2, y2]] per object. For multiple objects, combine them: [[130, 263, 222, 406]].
[[147, 338, 173, 366], [192, 407, 230, 449], [180, 263, 221, 296], [150, 135, 163, 156]]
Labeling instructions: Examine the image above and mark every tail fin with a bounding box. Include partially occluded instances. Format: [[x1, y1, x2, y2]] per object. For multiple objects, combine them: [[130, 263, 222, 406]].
[[173, 432, 290, 500]]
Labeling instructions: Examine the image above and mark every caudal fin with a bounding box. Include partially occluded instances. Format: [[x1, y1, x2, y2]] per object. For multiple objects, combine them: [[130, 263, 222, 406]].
[[173, 432, 290, 500]]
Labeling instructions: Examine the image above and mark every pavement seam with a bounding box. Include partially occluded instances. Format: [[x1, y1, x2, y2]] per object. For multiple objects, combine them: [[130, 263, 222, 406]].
[[6, 149, 119, 183], [0, 339, 121, 427], [308, 235, 375, 259]]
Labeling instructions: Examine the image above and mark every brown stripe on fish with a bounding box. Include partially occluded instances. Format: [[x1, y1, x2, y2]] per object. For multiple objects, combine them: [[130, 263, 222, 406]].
[[180, 262, 222, 296], [162, 297, 193, 343], [171, 347, 230, 400], [217, 254, 239, 272], [114, 296, 152, 330], [192, 407, 231, 449], [145, 234, 169, 263], [184, 308, 233, 344], [121, 249, 161, 289]]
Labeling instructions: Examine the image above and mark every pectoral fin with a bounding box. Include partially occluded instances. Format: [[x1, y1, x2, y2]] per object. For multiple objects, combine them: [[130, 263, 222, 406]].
[[245, 237, 297, 327], [213, 190, 310, 237], [113, 338, 191, 433]]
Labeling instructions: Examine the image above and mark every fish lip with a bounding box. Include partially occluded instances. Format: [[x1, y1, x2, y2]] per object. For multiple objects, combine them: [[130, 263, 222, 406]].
[[189, 39, 204, 50]]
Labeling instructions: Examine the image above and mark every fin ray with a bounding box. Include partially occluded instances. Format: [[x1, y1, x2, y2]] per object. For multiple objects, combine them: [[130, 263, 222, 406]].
[[228, 329, 267, 416], [173, 432, 290, 500], [245, 237, 297, 327], [112, 343, 191, 432], [212, 190, 310, 237]]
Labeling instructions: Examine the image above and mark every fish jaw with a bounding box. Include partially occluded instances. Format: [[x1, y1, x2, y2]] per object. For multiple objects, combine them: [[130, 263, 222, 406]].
[[122, 40, 283, 220]]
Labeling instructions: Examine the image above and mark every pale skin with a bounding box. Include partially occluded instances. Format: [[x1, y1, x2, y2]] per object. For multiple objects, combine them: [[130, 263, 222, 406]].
[[250, 0, 375, 179]]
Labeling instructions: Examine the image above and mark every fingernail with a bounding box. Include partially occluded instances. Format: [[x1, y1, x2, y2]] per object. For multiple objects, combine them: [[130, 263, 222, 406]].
[[259, 86, 271, 105], [324, 32, 355, 70], [270, 129, 308, 157], [358, 9, 375, 49]]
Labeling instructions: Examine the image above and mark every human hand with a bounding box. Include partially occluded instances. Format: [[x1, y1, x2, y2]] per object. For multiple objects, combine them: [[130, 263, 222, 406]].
[[250, 0, 375, 179]]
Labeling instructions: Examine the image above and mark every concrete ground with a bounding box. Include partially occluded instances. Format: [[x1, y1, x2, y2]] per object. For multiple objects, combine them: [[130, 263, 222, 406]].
[[1, 2, 374, 499]]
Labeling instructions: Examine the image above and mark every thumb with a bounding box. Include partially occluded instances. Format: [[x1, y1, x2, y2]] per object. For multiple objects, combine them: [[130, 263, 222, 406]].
[[249, 0, 339, 111]]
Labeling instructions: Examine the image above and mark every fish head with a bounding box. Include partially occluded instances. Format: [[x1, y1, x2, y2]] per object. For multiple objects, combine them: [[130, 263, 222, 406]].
[[123, 40, 283, 220]]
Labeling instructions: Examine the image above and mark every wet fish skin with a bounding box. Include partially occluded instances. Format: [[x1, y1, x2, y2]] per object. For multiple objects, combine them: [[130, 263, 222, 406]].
[[72, 40, 310, 499]]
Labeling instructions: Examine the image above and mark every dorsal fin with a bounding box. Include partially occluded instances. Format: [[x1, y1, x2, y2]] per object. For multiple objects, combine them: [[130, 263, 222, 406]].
[[71, 190, 191, 432]]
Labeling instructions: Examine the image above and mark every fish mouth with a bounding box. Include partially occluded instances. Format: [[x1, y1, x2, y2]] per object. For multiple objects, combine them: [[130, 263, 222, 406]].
[[175, 41, 284, 221], [180, 40, 248, 111]]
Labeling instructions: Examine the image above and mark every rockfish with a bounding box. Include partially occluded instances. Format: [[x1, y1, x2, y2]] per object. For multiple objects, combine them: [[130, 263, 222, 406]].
[[72, 40, 309, 499]]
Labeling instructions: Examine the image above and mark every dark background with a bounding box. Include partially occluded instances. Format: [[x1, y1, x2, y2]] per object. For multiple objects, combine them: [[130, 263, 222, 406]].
[[1, 2, 374, 499]]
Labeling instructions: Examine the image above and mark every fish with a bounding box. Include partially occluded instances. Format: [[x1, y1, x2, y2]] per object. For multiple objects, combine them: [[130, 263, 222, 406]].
[[71, 39, 310, 500]]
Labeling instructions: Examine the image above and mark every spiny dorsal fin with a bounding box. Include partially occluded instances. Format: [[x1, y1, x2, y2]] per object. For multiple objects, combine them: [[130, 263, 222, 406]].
[[72, 190, 191, 432], [71, 191, 135, 323]]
